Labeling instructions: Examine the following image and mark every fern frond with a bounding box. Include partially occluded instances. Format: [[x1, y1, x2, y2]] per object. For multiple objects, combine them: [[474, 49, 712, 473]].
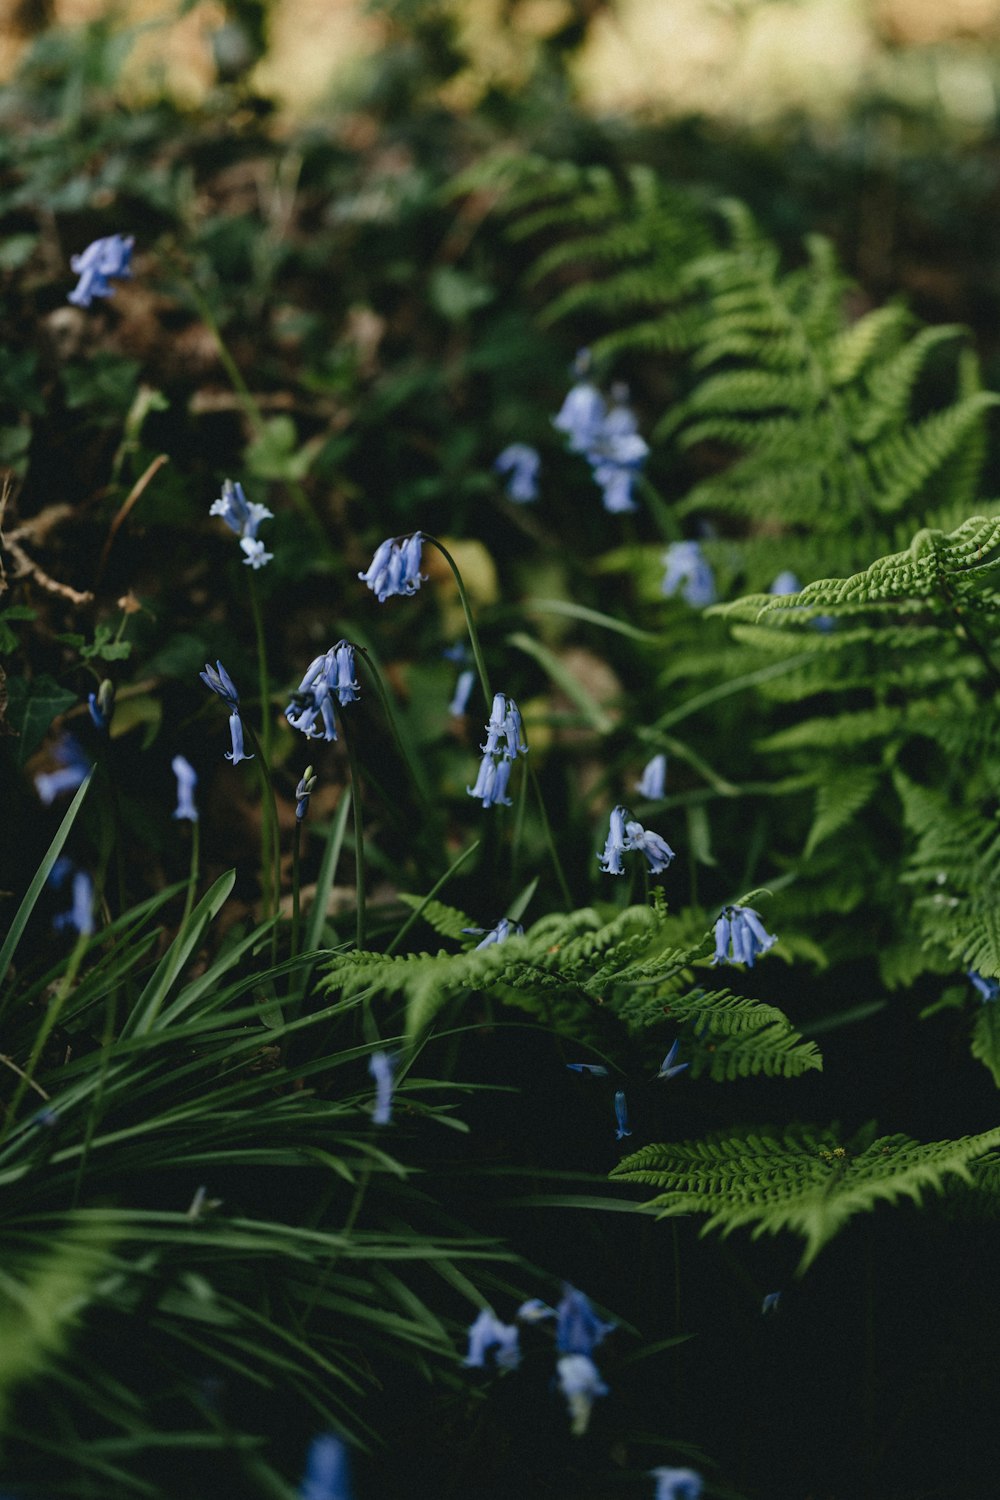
[[611, 1122, 1000, 1271]]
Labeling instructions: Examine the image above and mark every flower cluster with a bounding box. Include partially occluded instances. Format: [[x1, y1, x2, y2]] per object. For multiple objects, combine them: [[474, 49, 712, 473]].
[[635, 751, 667, 801], [661, 540, 716, 608], [711, 904, 777, 967], [553, 353, 649, 514], [50, 858, 94, 937], [467, 692, 527, 808], [200, 660, 253, 765], [462, 1285, 614, 1436], [494, 443, 541, 503], [285, 642, 359, 742], [210, 477, 274, 569], [358, 533, 424, 601], [67, 233, 134, 308], [298, 1433, 352, 1500], [598, 805, 675, 876], [171, 755, 198, 821], [35, 735, 90, 806]]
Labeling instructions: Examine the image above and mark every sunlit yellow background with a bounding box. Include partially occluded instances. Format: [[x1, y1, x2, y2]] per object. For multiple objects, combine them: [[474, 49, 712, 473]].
[[3, 0, 1000, 129]]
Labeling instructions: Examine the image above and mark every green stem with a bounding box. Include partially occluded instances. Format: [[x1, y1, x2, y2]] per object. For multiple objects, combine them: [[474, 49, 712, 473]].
[[248, 571, 272, 764], [243, 723, 281, 966], [338, 713, 367, 951], [179, 817, 200, 932], [422, 534, 493, 709], [291, 818, 302, 960], [526, 758, 572, 908], [387, 839, 481, 956], [183, 275, 327, 548]]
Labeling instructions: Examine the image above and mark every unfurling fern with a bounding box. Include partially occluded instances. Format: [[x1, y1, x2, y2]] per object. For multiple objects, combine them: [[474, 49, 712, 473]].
[[611, 1121, 1000, 1271]]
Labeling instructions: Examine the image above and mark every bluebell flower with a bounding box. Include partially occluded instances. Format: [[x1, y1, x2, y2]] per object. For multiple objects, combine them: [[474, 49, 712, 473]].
[[200, 660, 240, 709], [286, 643, 358, 742], [200, 657, 250, 767], [464, 917, 524, 950], [770, 570, 802, 595], [598, 805, 631, 875], [495, 443, 541, 503], [295, 766, 317, 822], [712, 904, 777, 967], [88, 679, 115, 733], [516, 1297, 556, 1322], [614, 1089, 632, 1141], [553, 350, 606, 454], [463, 1308, 520, 1370], [761, 1291, 782, 1316], [586, 389, 649, 514], [171, 755, 198, 821], [969, 971, 1000, 1003], [624, 819, 675, 875], [239, 536, 274, 569], [467, 752, 513, 808], [448, 667, 476, 718], [35, 735, 90, 805], [67, 233, 133, 307], [224, 711, 253, 765], [299, 1433, 352, 1500], [556, 1353, 608, 1436], [211, 478, 273, 541], [53, 866, 94, 937], [555, 1286, 616, 1356], [636, 752, 667, 801], [661, 541, 717, 608], [657, 1040, 688, 1081], [332, 643, 360, 705], [358, 533, 425, 600], [565, 1062, 609, 1077], [368, 1050, 397, 1126], [650, 1467, 703, 1500]]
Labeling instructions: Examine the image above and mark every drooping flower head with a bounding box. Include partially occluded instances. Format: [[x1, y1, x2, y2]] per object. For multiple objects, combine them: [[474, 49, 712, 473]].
[[495, 443, 541, 503], [359, 533, 425, 601], [661, 541, 716, 608], [635, 752, 667, 801], [650, 1467, 703, 1500], [463, 917, 524, 950], [565, 1062, 609, 1077], [462, 1308, 520, 1371], [286, 643, 359, 742], [586, 388, 649, 514], [467, 693, 526, 808], [171, 755, 198, 821], [448, 667, 476, 718], [969, 971, 1000, 1004], [553, 349, 606, 455], [50, 861, 95, 937], [598, 805, 631, 876], [711, 904, 777, 967], [298, 1433, 353, 1500], [368, 1050, 397, 1126], [67, 233, 134, 307], [599, 807, 675, 876], [211, 478, 273, 541], [556, 1353, 608, 1436], [657, 1040, 688, 1081], [200, 662, 253, 765], [88, 679, 115, 734], [624, 819, 675, 875], [614, 1089, 632, 1140], [555, 1287, 616, 1357], [35, 735, 90, 806]]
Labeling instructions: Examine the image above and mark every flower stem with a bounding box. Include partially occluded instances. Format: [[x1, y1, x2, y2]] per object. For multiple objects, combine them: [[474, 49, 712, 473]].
[[247, 571, 272, 764], [526, 758, 572, 908], [291, 818, 302, 960], [338, 712, 367, 951], [243, 724, 281, 965], [422, 534, 492, 709]]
